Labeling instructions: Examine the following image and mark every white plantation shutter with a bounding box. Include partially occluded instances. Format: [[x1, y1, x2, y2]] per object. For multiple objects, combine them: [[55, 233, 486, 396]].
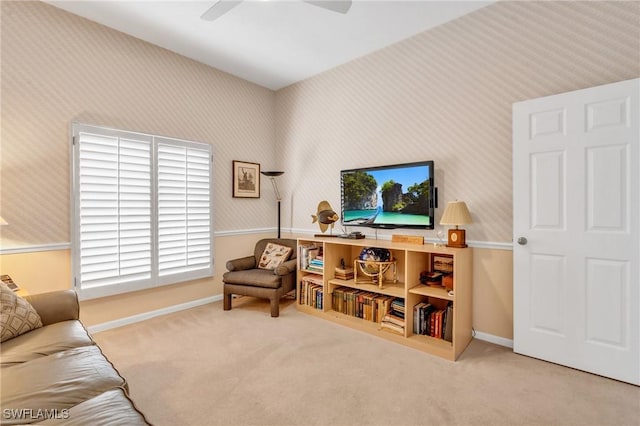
[[157, 140, 212, 281], [72, 124, 213, 299]]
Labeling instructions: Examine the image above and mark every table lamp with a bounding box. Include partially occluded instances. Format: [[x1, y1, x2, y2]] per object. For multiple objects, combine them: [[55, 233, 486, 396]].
[[261, 171, 284, 239], [439, 201, 472, 248]]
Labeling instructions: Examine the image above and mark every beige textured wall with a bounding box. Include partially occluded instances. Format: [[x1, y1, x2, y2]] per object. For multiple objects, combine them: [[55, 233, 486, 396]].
[[0, 249, 71, 294], [0, 1, 277, 248], [473, 248, 513, 339], [275, 1, 640, 243], [0, 2, 278, 328]]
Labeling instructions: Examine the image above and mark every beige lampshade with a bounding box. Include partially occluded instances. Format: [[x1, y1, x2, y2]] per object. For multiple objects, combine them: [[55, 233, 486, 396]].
[[440, 201, 472, 226], [0, 216, 7, 226]]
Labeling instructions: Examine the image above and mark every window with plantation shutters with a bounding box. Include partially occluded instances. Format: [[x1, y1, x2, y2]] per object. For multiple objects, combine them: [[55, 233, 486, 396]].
[[157, 140, 212, 281], [72, 124, 213, 300]]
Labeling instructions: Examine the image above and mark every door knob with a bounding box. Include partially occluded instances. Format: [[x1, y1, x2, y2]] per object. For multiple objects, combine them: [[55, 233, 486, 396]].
[[517, 237, 528, 245]]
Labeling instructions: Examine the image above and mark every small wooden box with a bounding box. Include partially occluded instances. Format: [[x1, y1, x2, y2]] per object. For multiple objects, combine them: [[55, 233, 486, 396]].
[[442, 274, 454, 290], [391, 234, 424, 245]]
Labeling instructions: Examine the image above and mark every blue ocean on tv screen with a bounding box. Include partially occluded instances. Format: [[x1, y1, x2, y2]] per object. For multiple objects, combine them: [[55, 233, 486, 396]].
[[342, 162, 433, 228], [343, 210, 431, 226]]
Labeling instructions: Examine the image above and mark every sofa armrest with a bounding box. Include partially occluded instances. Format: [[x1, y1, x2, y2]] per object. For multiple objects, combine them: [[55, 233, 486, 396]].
[[274, 258, 297, 276], [226, 255, 256, 272], [24, 289, 80, 326]]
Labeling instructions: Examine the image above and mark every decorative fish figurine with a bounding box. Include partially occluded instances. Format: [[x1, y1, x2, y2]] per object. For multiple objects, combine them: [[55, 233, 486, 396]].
[[311, 200, 339, 233]]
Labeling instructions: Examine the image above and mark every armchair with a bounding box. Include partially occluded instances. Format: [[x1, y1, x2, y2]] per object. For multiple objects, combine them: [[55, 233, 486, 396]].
[[223, 238, 297, 317]]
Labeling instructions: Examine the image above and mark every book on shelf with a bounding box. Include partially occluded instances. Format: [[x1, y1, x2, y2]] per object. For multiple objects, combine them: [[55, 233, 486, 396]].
[[307, 283, 323, 310], [381, 311, 405, 335], [301, 274, 323, 285], [308, 248, 320, 260], [299, 275, 324, 308], [331, 286, 389, 323], [298, 243, 317, 270], [443, 302, 453, 342], [413, 302, 434, 336], [380, 297, 406, 335], [380, 320, 404, 335], [413, 302, 428, 334], [390, 298, 405, 318], [306, 264, 323, 273], [382, 312, 405, 327], [435, 310, 444, 338], [334, 266, 354, 280], [412, 300, 452, 340], [376, 295, 395, 323], [430, 310, 437, 337], [334, 273, 354, 281]]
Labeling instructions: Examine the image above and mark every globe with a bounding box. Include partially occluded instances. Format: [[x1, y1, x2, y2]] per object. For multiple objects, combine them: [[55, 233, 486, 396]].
[[358, 247, 392, 275]]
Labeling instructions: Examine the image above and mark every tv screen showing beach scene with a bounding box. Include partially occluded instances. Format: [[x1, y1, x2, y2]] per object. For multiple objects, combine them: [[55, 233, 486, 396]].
[[340, 161, 434, 229]]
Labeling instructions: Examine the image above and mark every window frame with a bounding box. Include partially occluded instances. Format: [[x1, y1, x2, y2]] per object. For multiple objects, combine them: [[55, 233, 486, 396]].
[[71, 123, 214, 300]]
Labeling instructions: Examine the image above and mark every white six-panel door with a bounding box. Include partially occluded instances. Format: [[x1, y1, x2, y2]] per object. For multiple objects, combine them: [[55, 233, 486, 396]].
[[513, 78, 639, 385]]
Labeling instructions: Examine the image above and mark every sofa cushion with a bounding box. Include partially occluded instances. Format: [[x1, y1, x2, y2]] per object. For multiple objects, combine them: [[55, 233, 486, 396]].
[[222, 268, 283, 289], [1, 320, 94, 367], [258, 242, 293, 270], [1, 283, 43, 343], [1, 346, 126, 425], [36, 388, 150, 426]]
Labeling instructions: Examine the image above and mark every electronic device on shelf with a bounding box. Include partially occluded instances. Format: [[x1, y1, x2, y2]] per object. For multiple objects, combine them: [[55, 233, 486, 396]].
[[338, 231, 365, 239], [340, 161, 437, 230]]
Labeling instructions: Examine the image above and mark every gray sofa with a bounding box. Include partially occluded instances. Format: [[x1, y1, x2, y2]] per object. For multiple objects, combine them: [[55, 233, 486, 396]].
[[0, 289, 150, 425]]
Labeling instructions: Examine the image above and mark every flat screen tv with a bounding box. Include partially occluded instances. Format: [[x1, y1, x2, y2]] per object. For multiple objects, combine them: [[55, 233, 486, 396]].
[[340, 161, 435, 230]]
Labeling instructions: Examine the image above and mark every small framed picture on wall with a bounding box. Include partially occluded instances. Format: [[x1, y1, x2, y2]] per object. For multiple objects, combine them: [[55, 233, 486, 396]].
[[233, 160, 260, 198]]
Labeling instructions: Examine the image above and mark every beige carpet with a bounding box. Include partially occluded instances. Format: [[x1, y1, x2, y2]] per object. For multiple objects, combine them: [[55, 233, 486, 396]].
[[93, 297, 640, 426]]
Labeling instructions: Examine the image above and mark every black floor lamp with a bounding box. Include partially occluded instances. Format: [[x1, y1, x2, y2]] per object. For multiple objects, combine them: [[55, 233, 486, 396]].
[[261, 171, 284, 238]]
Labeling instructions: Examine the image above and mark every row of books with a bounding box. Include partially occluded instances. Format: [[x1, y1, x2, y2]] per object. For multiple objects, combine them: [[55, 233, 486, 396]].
[[413, 301, 453, 342], [298, 243, 321, 271], [331, 286, 398, 323], [299, 275, 324, 310], [380, 298, 406, 335], [306, 255, 324, 273]]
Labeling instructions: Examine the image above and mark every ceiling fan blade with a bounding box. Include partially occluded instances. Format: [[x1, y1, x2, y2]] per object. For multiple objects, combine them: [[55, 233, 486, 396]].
[[201, 0, 243, 22], [304, 1, 352, 14]]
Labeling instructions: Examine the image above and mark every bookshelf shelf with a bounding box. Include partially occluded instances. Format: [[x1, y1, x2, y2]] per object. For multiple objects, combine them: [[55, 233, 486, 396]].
[[408, 284, 454, 301], [408, 333, 453, 348], [327, 278, 405, 298], [297, 237, 473, 361]]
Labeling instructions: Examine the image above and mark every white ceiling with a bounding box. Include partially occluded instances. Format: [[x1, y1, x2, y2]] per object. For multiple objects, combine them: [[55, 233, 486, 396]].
[[44, 1, 492, 90]]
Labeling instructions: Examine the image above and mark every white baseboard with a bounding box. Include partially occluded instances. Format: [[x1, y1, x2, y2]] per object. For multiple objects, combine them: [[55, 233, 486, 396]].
[[474, 330, 514, 348], [87, 294, 223, 334]]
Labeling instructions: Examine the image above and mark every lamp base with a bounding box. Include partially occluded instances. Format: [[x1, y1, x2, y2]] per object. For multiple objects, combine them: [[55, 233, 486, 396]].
[[446, 229, 468, 248]]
